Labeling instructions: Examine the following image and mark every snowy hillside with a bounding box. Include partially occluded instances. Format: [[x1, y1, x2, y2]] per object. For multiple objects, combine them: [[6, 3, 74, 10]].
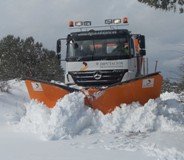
[[0, 80, 184, 160]]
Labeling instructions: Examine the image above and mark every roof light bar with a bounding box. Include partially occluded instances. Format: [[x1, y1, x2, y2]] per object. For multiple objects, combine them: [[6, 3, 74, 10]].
[[105, 17, 128, 25], [69, 21, 92, 27], [68, 17, 128, 28]]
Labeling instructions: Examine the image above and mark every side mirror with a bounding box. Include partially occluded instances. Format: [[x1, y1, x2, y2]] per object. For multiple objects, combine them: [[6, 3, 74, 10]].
[[140, 49, 146, 56], [73, 43, 79, 49], [56, 40, 61, 53], [139, 35, 145, 49]]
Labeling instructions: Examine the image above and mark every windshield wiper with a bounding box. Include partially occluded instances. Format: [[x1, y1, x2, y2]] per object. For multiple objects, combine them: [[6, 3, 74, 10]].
[[76, 57, 83, 61]]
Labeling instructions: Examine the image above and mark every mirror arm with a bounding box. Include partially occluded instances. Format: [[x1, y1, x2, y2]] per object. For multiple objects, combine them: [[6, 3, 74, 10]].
[[56, 38, 67, 53]]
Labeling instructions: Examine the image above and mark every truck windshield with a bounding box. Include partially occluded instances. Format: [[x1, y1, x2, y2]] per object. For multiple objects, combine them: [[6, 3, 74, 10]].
[[67, 37, 130, 61]]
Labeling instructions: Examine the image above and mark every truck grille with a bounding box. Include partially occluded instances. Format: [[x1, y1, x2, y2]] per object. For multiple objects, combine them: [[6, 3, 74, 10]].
[[69, 69, 128, 86]]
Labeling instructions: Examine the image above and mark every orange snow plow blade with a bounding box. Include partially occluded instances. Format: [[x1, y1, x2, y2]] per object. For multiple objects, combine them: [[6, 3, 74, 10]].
[[25, 72, 163, 114], [25, 80, 79, 108], [85, 73, 163, 113]]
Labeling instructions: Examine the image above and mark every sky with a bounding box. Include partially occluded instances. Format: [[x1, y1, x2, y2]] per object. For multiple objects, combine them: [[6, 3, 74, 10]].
[[0, 0, 183, 80]]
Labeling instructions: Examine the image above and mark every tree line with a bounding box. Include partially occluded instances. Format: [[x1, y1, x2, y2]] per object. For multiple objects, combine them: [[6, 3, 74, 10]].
[[0, 35, 64, 81]]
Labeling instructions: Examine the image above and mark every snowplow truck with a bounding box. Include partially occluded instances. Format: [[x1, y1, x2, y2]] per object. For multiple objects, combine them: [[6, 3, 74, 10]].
[[25, 18, 163, 114]]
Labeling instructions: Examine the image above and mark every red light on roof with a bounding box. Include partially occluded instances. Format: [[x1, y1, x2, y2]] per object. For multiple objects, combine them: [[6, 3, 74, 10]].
[[69, 21, 74, 27], [123, 17, 128, 23]]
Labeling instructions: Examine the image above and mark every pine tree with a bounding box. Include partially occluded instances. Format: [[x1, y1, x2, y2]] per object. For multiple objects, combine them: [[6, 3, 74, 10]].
[[138, 0, 184, 13], [0, 35, 64, 82], [0, 35, 22, 80]]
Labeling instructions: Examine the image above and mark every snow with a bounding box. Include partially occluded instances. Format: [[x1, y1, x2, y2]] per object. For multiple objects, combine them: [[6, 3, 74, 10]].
[[0, 80, 184, 160]]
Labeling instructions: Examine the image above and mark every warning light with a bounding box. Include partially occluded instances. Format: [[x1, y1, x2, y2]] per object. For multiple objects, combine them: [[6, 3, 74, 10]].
[[75, 21, 83, 26], [123, 17, 128, 24], [113, 19, 121, 24], [83, 21, 92, 26], [105, 19, 113, 24], [69, 21, 74, 27]]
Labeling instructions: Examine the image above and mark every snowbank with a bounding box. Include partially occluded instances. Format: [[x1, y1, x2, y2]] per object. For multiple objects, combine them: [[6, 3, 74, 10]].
[[0, 80, 28, 124], [16, 90, 184, 140], [1, 80, 184, 160]]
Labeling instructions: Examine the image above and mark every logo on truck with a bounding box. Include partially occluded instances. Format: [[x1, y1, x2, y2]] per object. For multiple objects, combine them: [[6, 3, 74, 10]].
[[80, 62, 88, 71], [94, 72, 102, 80]]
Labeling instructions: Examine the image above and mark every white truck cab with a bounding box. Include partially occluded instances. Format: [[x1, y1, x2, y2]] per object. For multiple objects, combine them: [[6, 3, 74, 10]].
[[57, 19, 146, 86]]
